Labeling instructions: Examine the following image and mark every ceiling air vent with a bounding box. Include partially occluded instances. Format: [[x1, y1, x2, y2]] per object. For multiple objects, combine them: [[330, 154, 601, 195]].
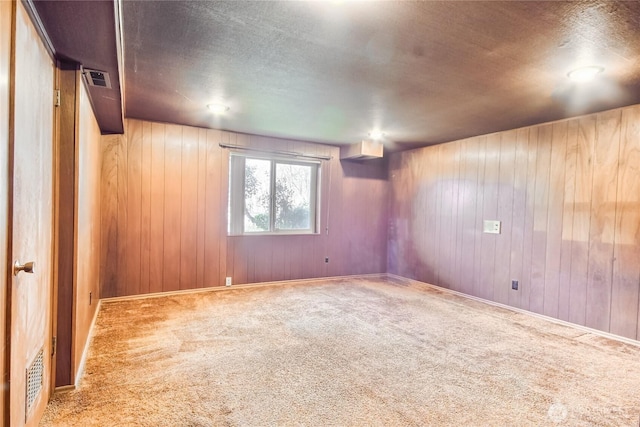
[[83, 68, 112, 89]]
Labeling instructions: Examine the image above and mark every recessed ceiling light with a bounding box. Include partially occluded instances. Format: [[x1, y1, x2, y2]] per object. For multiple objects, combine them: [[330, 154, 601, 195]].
[[207, 103, 230, 114], [368, 130, 386, 140], [567, 66, 604, 83]]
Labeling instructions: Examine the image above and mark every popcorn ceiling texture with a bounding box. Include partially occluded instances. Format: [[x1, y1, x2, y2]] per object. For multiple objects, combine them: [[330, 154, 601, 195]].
[[41, 277, 640, 426]]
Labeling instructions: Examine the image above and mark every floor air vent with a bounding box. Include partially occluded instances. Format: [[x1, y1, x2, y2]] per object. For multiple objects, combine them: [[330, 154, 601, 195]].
[[25, 347, 44, 420], [83, 68, 112, 89]]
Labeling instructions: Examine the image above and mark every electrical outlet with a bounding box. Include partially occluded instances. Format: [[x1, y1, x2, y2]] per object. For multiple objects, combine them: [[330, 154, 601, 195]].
[[511, 280, 518, 290], [225, 277, 232, 287], [325, 257, 329, 263]]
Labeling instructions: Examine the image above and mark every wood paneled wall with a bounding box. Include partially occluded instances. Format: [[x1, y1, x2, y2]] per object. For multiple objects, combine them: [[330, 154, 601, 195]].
[[388, 104, 640, 340], [73, 80, 101, 379], [100, 119, 388, 297], [54, 67, 77, 387]]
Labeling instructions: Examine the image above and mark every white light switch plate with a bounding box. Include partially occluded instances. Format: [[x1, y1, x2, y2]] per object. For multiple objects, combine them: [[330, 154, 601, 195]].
[[483, 220, 501, 234]]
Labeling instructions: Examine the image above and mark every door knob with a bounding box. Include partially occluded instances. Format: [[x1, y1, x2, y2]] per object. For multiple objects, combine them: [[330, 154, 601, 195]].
[[13, 260, 35, 276]]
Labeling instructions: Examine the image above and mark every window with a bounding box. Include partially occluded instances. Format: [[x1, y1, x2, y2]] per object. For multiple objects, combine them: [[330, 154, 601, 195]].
[[228, 154, 319, 235]]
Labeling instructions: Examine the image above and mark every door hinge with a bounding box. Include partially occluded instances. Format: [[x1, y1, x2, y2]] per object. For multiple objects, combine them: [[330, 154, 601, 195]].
[[54, 89, 60, 107], [51, 336, 57, 357]]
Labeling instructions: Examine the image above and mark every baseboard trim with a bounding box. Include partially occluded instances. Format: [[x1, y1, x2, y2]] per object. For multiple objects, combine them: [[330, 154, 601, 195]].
[[53, 385, 75, 393], [100, 273, 388, 304], [386, 273, 640, 348], [74, 298, 102, 387]]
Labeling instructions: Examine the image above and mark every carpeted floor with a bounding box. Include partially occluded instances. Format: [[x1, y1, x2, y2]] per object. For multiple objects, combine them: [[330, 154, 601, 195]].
[[40, 276, 640, 426]]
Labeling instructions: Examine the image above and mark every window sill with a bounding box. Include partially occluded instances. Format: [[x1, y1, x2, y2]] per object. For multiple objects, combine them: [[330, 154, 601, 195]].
[[227, 231, 320, 237]]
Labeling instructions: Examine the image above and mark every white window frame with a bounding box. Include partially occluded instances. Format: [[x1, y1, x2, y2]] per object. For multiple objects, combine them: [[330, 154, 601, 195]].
[[228, 153, 320, 236]]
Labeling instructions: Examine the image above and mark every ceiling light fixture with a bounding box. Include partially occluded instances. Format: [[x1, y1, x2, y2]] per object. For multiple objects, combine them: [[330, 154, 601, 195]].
[[207, 103, 230, 114], [368, 130, 386, 140], [567, 65, 604, 83]]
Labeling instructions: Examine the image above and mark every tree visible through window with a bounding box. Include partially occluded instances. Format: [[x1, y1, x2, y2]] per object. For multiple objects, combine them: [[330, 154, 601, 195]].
[[229, 154, 318, 235]]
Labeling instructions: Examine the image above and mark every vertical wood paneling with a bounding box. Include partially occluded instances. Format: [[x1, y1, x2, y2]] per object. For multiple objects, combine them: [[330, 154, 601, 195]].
[[494, 130, 516, 305], [542, 122, 568, 318], [472, 136, 487, 298], [452, 140, 467, 293], [459, 138, 480, 296], [478, 133, 501, 300], [99, 136, 119, 298], [438, 143, 455, 288], [204, 128, 221, 287], [162, 125, 182, 292], [585, 110, 621, 331], [558, 120, 578, 321], [611, 106, 640, 339], [101, 119, 387, 296], [125, 120, 142, 296], [139, 121, 152, 294], [179, 126, 198, 290], [195, 129, 207, 288], [388, 104, 640, 341], [520, 127, 538, 310], [508, 128, 529, 309], [73, 80, 102, 384], [116, 125, 128, 295], [529, 124, 552, 314], [149, 122, 165, 294], [218, 132, 231, 286], [568, 116, 596, 326]]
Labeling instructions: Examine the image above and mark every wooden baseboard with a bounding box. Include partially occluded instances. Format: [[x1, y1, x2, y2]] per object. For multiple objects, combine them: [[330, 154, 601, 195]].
[[53, 385, 75, 393], [386, 273, 640, 348], [99, 273, 388, 304], [74, 298, 102, 387]]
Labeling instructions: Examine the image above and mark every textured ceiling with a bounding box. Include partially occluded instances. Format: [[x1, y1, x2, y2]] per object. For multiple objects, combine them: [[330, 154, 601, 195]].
[[33, 1, 640, 151]]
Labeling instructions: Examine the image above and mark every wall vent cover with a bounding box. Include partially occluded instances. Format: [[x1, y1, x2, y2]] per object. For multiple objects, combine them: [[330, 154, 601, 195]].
[[84, 68, 112, 89], [25, 347, 44, 420]]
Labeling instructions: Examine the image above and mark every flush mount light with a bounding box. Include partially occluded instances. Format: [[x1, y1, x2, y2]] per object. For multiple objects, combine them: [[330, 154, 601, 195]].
[[567, 66, 604, 83], [368, 130, 386, 140], [207, 103, 230, 114]]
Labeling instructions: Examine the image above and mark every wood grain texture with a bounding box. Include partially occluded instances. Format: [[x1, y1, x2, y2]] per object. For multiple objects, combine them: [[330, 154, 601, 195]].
[[73, 80, 102, 382], [611, 105, 640, 338], [558, 120, 578, 322], [472, 136, 487, 299], [508, 128, 530, 309], [494, 130, 516, 305], [529, 124, 552, 315], [389, 104, 640, 340], [520, 127, 539, 311], [568, 117, 597, 326], [10, 2, 55, 424], [542, 122, 567, 318], [53, 68, 77, 387], [0, 1, 11, 423], [100, 119, 388, 297], [585, 110, 621, 332]]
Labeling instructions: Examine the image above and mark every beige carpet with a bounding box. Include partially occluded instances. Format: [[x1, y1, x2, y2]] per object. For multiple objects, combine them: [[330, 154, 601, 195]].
[[41, 276, 640, 426]]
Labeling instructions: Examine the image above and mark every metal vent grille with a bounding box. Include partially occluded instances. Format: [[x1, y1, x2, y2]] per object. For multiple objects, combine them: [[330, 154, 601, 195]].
[[83, 68, 112, 89], [25, 348, 44, 418]]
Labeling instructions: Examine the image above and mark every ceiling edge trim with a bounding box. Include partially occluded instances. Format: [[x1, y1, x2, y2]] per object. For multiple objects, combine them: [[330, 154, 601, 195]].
[[20, 0, 56, 62], [113, 0, 126, 132]]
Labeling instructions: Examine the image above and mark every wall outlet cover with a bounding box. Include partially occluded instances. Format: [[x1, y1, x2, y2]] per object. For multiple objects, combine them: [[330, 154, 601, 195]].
[[225, 277, 232, 286]]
